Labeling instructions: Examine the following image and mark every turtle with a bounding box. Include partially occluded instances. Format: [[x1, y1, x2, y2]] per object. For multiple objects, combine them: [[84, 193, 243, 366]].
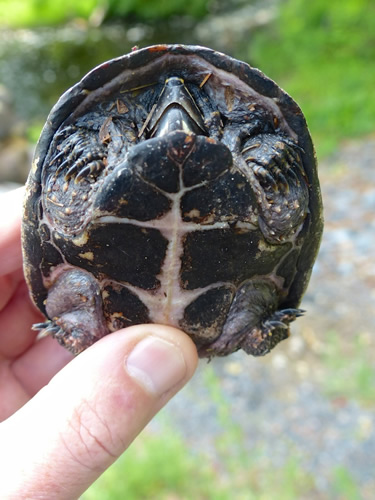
[[22, 44, 323, 358]]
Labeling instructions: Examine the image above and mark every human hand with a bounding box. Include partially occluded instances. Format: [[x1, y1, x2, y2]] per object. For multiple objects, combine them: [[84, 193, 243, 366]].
[[0, 187, 198, 499]]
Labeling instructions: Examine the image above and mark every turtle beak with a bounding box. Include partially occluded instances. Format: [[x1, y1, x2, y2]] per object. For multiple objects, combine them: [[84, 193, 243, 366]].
[[147, 77, 207, 138]]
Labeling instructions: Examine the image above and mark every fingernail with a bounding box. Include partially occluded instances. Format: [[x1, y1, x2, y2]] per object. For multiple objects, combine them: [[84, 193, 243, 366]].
[[125, 336, 187, 396]]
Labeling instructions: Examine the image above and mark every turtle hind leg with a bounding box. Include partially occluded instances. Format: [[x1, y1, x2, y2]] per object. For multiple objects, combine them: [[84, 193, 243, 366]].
[[37, 268, 109, 355], [199, 279, 303, 357]]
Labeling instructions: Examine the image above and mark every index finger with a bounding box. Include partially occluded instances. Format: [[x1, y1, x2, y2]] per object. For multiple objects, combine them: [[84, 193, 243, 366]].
[[0, 187, 24, 276]]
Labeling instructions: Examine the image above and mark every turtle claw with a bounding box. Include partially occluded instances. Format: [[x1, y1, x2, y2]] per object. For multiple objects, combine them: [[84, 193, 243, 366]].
[[263, 319, 289, 330], [261, 308, 304, 343], [279, 308, 305, 319], [32, 321, 50, 330], [75, 159, 107, 182], [253, 160, 290, 193], [50, 128, 107, 182], [242, 133, 304, 191], [269, 162, 289, 192], [252, 164, 278, 190], [32, 320, 63, 340]]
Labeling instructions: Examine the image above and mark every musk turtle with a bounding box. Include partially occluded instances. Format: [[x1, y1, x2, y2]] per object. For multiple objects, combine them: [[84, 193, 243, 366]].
[[22, 44, 323, 357]]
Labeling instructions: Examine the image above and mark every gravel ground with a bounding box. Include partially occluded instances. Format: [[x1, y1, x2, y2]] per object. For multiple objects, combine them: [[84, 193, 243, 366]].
[[152, 136, 375, 498]]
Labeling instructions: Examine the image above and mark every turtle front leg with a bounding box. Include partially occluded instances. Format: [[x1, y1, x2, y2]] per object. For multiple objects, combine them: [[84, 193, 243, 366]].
[[199, 279, 303, 357], [33, 269, 109, 355], [242, 133, 309, 244]]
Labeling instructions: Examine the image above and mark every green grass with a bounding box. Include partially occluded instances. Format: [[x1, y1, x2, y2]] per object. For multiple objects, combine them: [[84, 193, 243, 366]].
[[248, 0, 375, 157], [82, 430, 220, 500], [84, 367, 317, 499], [332, 466, 362, 500], [318, 332, 375, 404]]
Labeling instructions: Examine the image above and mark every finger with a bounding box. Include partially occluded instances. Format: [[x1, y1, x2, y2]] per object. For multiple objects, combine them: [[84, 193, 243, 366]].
[[11, 335, 74, 398], [0, 325, 198, 499], [0, 187, 24, 276], [0, 336, 74, 421], [0, 280, 44, 358], [0, 270, 23, 312]]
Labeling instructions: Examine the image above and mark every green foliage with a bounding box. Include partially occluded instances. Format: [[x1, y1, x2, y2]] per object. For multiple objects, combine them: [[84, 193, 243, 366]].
[[104, 0, 209, 20], [26, 122, 45, 144], [0, 0, 98, 26], [249, 0, 375, 156], [0, 0, 209, 26]]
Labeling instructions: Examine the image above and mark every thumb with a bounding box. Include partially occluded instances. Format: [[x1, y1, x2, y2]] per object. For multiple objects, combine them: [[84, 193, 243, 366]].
[[0, 324, 198, 499]]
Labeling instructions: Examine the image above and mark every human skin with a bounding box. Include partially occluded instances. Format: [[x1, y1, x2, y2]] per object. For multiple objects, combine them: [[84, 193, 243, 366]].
[[0, 187, 198, 499]]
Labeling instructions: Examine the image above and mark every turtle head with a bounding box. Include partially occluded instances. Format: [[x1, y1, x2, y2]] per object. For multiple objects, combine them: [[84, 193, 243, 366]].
[[147, 77, 207, 138]]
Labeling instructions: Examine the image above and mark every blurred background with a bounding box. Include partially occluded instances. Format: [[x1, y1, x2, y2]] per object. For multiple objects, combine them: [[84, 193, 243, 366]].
[[1, 0, 374, 498]]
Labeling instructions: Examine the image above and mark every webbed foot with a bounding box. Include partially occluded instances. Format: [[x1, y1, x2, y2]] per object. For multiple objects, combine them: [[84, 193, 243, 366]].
[[199, 279, 303, 357], [34, 268, 109, 355]]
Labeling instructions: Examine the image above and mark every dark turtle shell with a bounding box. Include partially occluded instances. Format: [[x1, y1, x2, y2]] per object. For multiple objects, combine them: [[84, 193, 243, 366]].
[[22, 44, 323, 357]]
